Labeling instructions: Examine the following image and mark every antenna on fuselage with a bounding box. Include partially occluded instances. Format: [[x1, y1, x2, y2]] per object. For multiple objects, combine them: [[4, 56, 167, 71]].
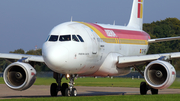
[[113, 20, 116, 25], [71, 16, 73, 22]]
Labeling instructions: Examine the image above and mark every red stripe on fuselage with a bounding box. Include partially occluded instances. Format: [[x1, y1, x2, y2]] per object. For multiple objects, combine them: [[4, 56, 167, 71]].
[[87, 23, 150, 40], [106, 28, 149, 40], [88, 23, 106, 37]]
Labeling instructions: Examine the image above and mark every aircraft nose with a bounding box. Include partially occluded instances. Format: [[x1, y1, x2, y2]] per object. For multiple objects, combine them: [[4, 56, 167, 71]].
[[43, 45, 69, 69]]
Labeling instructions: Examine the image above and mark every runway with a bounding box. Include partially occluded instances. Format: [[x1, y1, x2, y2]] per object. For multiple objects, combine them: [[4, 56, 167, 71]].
[[0, 84, 180, 99]]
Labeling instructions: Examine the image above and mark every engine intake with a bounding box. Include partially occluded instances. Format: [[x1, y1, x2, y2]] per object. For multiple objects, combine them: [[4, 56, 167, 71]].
[[3, 62, 36, 91], [144, 60, 176, 89]]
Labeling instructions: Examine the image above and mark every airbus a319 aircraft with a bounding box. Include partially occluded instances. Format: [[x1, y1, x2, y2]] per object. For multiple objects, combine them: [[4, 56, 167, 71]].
[[1, 0, 180, 96]]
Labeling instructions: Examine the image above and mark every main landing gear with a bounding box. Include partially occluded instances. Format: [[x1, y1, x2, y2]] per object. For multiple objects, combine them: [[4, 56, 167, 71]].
[[140, 82, 158, 95], [133, 65, 158, 95], [50, 72, 77, 97]]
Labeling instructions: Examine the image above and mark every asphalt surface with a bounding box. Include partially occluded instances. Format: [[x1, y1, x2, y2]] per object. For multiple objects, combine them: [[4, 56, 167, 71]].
[[0, 84, 180, 99]]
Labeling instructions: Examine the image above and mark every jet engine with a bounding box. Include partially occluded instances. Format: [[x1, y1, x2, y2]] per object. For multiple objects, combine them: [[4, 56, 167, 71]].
[[3, 62, 36, 91], [144, 60, 176, 89]]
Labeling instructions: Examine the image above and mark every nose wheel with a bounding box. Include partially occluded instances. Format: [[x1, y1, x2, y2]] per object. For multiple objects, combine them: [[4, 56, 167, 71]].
[[64, 74, 77, 96], [65, 88, 77, 96], [50, 72, 77, 97]]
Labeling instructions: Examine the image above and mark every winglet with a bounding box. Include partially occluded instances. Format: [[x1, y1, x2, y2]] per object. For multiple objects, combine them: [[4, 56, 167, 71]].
[[127, 0, 144, 30]]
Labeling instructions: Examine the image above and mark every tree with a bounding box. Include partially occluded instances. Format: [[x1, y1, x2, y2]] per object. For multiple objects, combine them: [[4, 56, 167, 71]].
[[9, 49, 25, 54], [0, 59, 10, 72], [26, 49, 42, 55]]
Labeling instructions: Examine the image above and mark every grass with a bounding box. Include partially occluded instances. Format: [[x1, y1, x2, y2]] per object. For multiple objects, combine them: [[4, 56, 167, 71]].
[[33, 77, 144, 87], [0, 94, 180, 101], [36, 77, 180, 89], [1, 77, 180, 89], [73, 77, 144, 88]]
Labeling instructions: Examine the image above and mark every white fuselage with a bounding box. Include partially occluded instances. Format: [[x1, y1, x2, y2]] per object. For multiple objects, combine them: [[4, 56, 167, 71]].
[[42, 22, 150, 76]]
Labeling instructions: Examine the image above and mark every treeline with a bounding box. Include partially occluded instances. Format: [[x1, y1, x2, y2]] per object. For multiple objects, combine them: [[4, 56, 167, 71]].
[[144, 18, 180, 54], [144, 18, 180, 70], [0, 18, 180, 72]]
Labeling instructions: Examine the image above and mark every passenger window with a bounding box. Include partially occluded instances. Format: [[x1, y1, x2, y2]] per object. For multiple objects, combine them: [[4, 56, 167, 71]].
[[49, 35, 58, 41], [72, 35, 79, 42], [77, 35, 84, 42], [59, 35, 71, 41]]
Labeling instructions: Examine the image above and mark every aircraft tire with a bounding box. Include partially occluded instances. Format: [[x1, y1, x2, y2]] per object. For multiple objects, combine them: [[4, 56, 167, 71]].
[[72, 88, 77, 96], [151, 88, 158, 95], [50, 83, 58, 97], [61, 83, 68, 96], [65, 88, 71, 96], [140, 82, 147, 95]]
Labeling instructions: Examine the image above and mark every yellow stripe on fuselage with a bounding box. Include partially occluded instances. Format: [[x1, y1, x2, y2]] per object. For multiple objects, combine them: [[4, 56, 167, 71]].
[[77, 22, 148, 45], [101, 38, 148, 45], [78, 22, 106, 38], [140, 3, 143, 18]]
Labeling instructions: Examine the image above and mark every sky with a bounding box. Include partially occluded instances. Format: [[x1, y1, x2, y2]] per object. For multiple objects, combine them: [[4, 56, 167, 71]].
[[0, 0, 180, 53]]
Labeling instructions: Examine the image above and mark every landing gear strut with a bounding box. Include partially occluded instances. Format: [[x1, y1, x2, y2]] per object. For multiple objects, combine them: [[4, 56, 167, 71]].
[[133, 65, 159, 95], [50, 72, 77, 97]]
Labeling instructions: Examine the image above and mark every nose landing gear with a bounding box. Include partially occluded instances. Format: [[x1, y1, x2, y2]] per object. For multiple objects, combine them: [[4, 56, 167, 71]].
[[50, 72, 77, 97], [65, 75, 77, 96]]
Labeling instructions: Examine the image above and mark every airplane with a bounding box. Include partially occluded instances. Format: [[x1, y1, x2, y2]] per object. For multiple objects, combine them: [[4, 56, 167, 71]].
[[1, 0, 180, 97]]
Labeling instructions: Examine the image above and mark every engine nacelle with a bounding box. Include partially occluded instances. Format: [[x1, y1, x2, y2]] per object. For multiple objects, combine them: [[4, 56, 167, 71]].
[[144, 60, 176, 89], [3, 62, 36, 91]]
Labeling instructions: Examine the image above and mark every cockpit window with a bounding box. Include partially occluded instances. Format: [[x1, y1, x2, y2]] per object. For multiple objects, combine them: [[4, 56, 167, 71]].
[[59, 35, 71, 41], [49, 35, 58, 41], [72, 35, 79, 42], [77, 35, 84, 42], [46, 35, 50, 42]]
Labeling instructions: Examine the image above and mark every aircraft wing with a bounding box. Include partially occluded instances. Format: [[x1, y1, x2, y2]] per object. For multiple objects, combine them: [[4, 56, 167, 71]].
[[117, 52, 180, 68], [0, 53, 44, 62], [148, 36, 180, 43]]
